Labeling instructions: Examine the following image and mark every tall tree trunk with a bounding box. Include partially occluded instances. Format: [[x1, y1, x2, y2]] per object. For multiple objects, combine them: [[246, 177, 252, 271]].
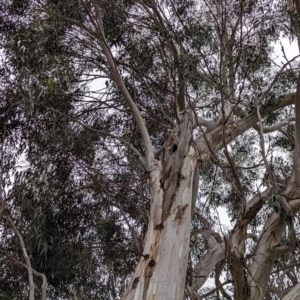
[[121, 93, 296, 299], [122, 115, 198, 300]]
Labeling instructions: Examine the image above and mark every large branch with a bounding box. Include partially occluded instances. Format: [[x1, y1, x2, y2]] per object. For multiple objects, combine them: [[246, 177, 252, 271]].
[[235, 105, 295, 134], [222, 93, 295, 147], [282, 283, 300, 300], [194, 211, 222, 249], [193, 116, 217, 130], [229, 188, 273, 299], [192, 188, 272, 292], [195, 93, 295, 162], [254, 118, 295, 133], [192, 242, 226, 290], [231, 187, 273, 247], [248, 198, 300, 300]]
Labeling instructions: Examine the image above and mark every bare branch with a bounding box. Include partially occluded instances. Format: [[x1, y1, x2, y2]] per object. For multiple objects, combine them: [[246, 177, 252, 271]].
[[192, 242, 226, 290], [282, 283, 300, 300], [199, 280, 232, 299], [193, 116, 217, 130], [236, 105, 295, 134], [255, 90, 279, 192], [194, 211, 222, 249], [263, 55, 300, 95], [257, 118, 295, 133], [90, 0, 155, 169], [7, 216, 35, 300], [10, 257, 47, 300], [245, 233, 258, 242], [196, 93, 296, 162]]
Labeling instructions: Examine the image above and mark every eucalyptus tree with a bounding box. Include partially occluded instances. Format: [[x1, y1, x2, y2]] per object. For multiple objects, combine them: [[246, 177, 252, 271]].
[[1, 0, 300, 299]]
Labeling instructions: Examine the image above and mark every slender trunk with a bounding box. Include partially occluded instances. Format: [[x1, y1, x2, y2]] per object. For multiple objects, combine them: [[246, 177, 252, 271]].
[[248, 199, 300, 299], [248, 213, 285, 300]]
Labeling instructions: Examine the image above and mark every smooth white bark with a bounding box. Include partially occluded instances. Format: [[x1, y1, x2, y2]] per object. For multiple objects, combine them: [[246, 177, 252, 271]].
[[282, 283, 300, 300], [122, 146, 198, 300], [192, 242, 226, 290], [7, 216, 35, 300]]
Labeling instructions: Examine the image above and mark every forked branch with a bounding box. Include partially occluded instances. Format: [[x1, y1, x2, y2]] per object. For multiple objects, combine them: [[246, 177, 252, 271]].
[[7, 216, 35, 300], [10, 257, 47, 300]]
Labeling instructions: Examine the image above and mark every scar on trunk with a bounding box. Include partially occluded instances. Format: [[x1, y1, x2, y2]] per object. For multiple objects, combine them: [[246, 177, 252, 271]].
[[131, 277, 140, 289], [155, 223, 164, 230], [176, 204, 188, 220], [148, 259, 156, 267]]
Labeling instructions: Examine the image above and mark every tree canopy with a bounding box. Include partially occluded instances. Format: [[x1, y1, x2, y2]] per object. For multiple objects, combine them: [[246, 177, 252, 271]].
[[1, 0, 300, 299]]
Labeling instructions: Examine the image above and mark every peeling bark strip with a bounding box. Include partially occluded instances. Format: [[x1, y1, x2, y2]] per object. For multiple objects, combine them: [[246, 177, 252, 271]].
[[122, 142, 197, 300], [161, 113, 193, 221]]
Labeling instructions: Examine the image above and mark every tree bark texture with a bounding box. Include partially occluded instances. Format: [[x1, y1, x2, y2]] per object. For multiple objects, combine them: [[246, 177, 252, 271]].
[[121, 92, 297, 300], [122, 115, 198, 300], [282, 283, 300, 300]]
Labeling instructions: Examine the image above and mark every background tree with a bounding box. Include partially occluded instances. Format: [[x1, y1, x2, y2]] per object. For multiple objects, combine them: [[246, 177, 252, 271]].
[[1, 0, 300, 299]]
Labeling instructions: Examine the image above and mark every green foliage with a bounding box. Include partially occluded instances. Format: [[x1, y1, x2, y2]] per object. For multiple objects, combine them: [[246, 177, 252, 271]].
[[0, 0, 299, 299], [269, 194, 293, 224], [41, 74, 55, 94]]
